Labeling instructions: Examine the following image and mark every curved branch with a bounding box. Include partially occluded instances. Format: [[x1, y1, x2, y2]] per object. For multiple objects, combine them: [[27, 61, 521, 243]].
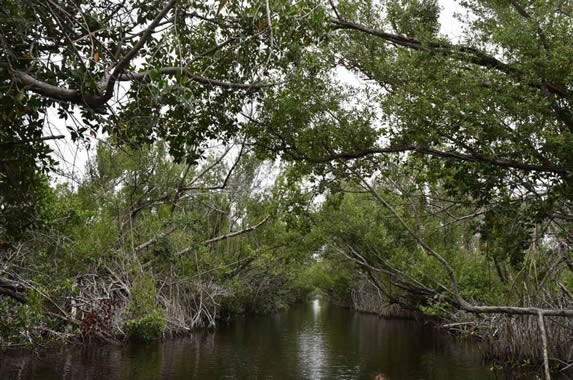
[[331, 18, 569, 100]]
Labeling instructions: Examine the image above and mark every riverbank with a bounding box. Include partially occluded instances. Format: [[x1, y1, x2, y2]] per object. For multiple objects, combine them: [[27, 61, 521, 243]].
[[332, 281, 573, 378]]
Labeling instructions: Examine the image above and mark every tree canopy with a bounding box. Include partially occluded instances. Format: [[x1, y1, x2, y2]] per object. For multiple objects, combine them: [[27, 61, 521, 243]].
[[3, 0, 572, 216]]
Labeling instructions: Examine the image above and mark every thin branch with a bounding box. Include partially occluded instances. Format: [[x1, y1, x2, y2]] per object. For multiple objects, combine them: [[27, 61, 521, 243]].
[[264, 0, 274, 66], [509, 0, 551, 54], [328, 0, 341, 19], [181, 140, 246, 193], [185, 145, 234, 188], [204, 215, 270, 245]]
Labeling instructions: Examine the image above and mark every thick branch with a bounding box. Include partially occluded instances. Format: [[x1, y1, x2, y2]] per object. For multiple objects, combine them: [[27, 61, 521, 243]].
[[13, 71, 106, 108], [0, 285, 28, 304], [13, 0, 180, 110], [340, 243, 438, 299], [14, 68, 270, 110], [0, 135, 65, 146], [17, 0, 178, 109], [332, 19, 521, 76]]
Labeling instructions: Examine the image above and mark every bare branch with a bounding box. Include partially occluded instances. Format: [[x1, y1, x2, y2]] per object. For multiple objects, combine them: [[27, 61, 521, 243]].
[[537, 311, 551, 380], [134, 224, 178, 252], [203, 215, 270, 244], [177, 215, 270, 256]]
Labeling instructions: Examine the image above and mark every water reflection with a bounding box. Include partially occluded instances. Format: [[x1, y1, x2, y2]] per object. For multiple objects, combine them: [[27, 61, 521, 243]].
[[0, 302, 546, 380], [312, 298, 321, 319], [298, 298, 327, 379]]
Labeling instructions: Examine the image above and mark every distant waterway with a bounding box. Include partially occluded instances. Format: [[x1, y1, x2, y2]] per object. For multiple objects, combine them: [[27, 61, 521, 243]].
[[0, 300, 543, 379]]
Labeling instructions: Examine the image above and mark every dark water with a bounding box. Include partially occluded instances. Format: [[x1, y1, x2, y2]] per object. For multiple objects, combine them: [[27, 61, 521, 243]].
[[0, 300, 511, 379]]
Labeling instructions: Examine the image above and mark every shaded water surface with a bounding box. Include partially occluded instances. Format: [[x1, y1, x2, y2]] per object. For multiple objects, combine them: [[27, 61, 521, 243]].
[[1, 301, 503, 379]]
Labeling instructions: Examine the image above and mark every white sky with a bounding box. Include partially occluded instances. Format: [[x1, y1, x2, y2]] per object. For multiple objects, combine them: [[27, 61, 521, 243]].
[[439, 0, 466, 41]]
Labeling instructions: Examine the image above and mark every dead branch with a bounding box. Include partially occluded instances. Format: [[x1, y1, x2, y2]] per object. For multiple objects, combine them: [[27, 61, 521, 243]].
[[177, 215, 270, 256], [204, 215, 270, 245], [0, 285, 28, 304], [538, 311, 551, 380], [134, 224, 178, 252]]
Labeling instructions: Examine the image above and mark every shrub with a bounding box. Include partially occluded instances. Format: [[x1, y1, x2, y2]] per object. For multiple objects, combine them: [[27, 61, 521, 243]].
[[124, 310, 165, 342]]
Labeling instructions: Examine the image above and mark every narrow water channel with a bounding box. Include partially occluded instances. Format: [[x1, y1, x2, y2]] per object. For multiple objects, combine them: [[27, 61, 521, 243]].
[[1, 300, 499, 379]]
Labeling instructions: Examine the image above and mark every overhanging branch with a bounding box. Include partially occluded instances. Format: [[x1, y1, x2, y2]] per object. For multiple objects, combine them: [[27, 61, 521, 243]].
[[331, 18, 569, 100], [0, 135, 65, 146]]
